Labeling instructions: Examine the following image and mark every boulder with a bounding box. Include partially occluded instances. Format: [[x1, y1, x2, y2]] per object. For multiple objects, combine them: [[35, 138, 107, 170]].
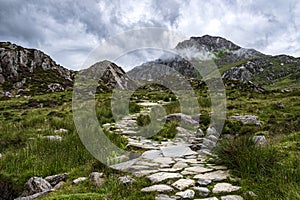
[[21, 177, 52, 197], [164, 113, 198, 125], [45, 173, 68, 187], [89, 172, 104, 187], [118, 175, 136, 185], [252, 135, 267, 146]]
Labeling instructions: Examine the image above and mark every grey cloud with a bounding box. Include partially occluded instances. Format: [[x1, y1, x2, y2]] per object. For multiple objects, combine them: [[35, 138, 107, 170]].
[[0, 0, 299, 69]]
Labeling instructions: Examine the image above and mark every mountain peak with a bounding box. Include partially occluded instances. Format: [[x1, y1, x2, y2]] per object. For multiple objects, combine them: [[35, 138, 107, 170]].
[[176, 35, 241, 52]]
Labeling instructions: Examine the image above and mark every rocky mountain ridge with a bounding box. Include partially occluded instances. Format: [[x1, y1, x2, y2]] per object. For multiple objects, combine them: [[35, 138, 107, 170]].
[[128, 35, 300, 89], [0, 42, 74, 96], [1, 35, 299, 98]]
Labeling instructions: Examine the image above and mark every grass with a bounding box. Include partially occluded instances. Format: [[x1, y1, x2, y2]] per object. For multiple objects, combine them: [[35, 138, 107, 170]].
[[0, 79, 300, 199], [214, 134, 300, 199]]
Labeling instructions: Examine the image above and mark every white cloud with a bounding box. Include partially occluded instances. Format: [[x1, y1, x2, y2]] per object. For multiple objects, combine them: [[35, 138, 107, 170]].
[[0, 0, 299, 70]]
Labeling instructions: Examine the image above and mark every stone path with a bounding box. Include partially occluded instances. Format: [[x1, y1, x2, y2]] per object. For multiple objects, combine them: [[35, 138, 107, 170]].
[[104, 101, 245, 200]]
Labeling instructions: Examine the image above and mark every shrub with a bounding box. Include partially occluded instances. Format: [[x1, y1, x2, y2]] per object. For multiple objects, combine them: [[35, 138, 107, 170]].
[[136, 115, 151, 127]]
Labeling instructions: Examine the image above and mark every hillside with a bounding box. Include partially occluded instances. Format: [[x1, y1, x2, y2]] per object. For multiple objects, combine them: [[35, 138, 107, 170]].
[[0, 42, 74, 96], [128, 35, 300, 90], [0, 40, 299, 200]]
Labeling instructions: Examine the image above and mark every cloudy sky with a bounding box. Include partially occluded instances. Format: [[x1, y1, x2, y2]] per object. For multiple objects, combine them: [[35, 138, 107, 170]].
[[1, 0, 299, 70]]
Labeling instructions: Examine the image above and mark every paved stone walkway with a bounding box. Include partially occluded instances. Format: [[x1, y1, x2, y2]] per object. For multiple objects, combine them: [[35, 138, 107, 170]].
[[104, 101, 245, 200]]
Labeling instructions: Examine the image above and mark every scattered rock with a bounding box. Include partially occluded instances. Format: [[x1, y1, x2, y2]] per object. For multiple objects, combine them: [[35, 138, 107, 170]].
[[141, 184, 174, 192], [42, 135, 62, 141], [0, 153, 2, 158], [53, 181, 65, 190], [212, 183, 241, 194], [48, 83, 64, 92], [221, 195, 244, 200], [89, 172, 104, 187], [172, 179, 195, 190], [274, 103, 284, 109], [16, 190, 52, 200], [229, 115, 261, 126], [21, 177, 52, 197], [195, 128, 205, 137], [118, 175, 136, 185], [176, 127, 192, 135], [252, 135, 267, 146], [175, 189, 195, 199], [245, 191, 258, 197], [164, 113, 199, 125], [45, 173, 68, 187], [72, 177, 87, 184], [206, 126, 218, 137], [54, 128, 68, 134], [147, 172, 183, 183]]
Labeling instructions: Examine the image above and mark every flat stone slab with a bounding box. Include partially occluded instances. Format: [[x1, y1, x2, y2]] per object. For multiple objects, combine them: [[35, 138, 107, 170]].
[[155, 194, 180, 200], [133, 170, 159, 177], [161, 145, 197, 158], [173, 161, 189, 169], [147, 172, 183, 183], [212, 183, 241, 194], [193, 187, 210, 197], [197, 179, 212, 186], [172, 179, 195, 190], [194, 197, 218, 200], [181, 166, 213, 175], [221, 195, 244, 200], [142, 150, 162, 160], [110, 158, 139, 171], [175, 158, 198, 164], [153, 157, 175, 165], [194, 170, 230, 181], [160, 168, 183, 172], [141, 184, 173, 193], [175, 189, 195, 199], [135, 161, 159, 167]]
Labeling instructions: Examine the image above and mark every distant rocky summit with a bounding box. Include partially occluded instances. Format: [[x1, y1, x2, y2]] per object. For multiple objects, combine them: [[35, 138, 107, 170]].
[[128, 35, 300, 90], [1, 35, 299, 97], [77, 60, 136, 93], [0, 42, 74, 96]]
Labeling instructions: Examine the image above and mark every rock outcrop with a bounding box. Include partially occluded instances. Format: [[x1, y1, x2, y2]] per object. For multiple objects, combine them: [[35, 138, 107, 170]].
[[0, 42, 74, 95], [127, 35, 300, 90]]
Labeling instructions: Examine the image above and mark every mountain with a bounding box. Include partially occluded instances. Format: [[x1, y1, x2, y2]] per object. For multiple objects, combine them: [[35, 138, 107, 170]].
[[128, 35, 300, 90], [0, 42, 135, 97], [0, 42, 74, 96], [78, 60, 136, 93]]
